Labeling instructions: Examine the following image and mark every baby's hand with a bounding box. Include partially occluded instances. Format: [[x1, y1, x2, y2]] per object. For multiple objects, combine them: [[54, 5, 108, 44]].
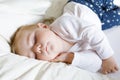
[[101, 56, 119, 74], [50, 52, 74, 64]]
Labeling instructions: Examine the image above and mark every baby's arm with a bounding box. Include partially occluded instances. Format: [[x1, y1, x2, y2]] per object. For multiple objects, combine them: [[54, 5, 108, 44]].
[[84, 28, 119, 74], [51, 50, 102, 72]]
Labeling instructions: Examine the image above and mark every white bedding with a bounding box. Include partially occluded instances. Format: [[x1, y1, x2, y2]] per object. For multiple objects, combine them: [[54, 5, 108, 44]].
[[0, 53, 108, 80], [0, 0, 120, 80]]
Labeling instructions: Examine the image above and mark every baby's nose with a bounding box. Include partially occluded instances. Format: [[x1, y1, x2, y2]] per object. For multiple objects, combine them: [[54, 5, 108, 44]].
[[33, 44, 41, 54]]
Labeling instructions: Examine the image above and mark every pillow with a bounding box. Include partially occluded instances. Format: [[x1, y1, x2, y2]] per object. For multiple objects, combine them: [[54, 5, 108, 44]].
[[0, 35, 10, 56], [0, 0, 51, 42]]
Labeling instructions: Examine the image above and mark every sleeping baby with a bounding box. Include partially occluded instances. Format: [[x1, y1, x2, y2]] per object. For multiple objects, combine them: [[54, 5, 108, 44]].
[[10, 1, 119, 74]]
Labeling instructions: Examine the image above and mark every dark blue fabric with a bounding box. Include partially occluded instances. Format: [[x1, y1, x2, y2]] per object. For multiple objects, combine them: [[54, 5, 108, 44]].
[[68, 0, 120, 30]]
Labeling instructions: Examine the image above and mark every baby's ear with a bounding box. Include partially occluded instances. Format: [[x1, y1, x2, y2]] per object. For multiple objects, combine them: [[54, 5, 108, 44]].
[[37, 23, 49, 28]]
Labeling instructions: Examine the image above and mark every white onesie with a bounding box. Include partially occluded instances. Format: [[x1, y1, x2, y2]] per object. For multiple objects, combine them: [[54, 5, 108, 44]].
[[50, 2, 114, 72]]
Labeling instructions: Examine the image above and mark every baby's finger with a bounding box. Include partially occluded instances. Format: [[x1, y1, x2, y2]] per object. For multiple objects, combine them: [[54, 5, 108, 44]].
[[100, 68, 108, 74], [101, 70, 108, 74]]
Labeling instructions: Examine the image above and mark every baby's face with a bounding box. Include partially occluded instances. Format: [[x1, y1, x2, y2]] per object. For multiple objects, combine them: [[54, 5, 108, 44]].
[[15, 23, 63, 61]]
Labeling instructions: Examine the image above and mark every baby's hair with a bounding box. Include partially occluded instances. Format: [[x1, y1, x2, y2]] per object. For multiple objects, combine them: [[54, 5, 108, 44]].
[[42, 17, 55, 25], [10, 24, 37, 53]]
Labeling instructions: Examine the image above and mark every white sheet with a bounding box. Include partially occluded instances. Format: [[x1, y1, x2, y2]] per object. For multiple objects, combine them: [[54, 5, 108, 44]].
[[0, 53, 108, 80]]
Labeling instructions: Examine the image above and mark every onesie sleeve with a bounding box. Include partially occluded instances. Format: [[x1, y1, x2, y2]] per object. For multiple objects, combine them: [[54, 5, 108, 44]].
[[71, 50, 102, 72], [82, 27, 114, 59]]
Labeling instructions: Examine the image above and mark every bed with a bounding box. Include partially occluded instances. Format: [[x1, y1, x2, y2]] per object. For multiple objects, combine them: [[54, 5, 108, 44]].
[[0, 0, 120, 80]]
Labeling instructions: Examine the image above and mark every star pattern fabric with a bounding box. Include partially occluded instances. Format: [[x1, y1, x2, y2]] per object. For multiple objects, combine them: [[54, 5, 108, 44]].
[[68, 0, 120, 30]]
